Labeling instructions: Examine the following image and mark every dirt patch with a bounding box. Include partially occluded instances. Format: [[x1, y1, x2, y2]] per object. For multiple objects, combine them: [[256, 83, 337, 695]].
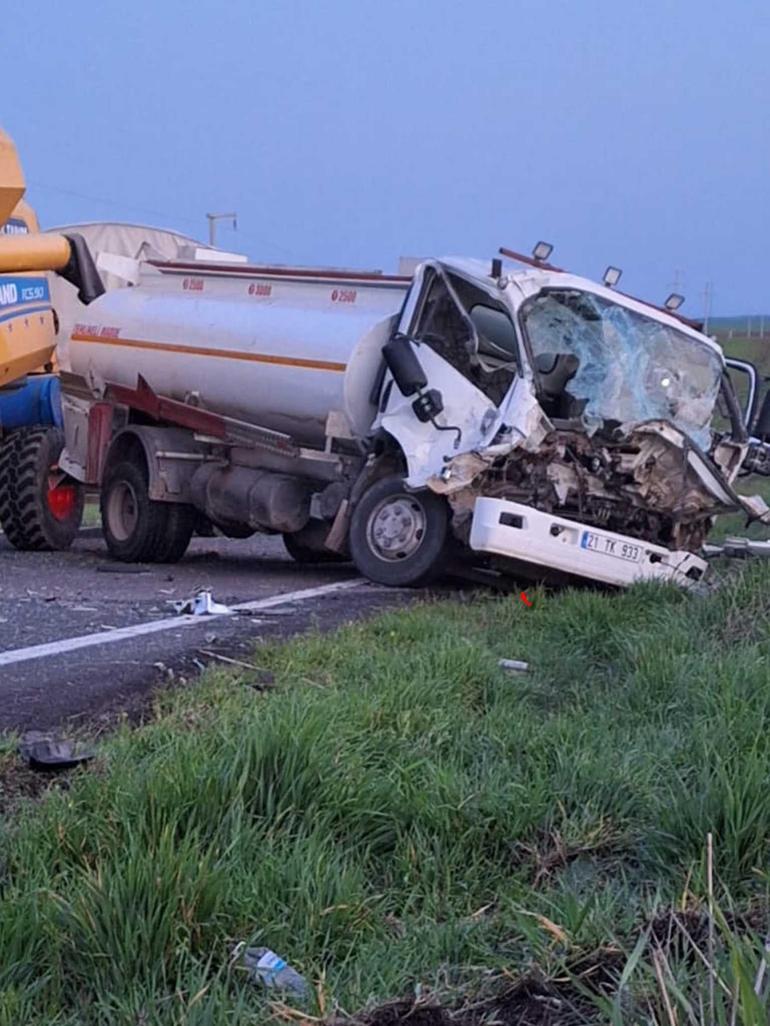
[[512, 824, 629, 887], [0, 754, 66, 813], [340, 971, 610, 1026], [647, 902, 767, 962]]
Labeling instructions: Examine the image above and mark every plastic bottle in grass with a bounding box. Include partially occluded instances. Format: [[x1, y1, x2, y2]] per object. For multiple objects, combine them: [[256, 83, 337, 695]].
[[243, 947, 310, 999]]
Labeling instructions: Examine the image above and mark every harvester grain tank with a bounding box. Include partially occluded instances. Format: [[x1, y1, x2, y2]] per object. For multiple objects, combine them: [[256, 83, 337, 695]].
[[0, 128, 103, 550]]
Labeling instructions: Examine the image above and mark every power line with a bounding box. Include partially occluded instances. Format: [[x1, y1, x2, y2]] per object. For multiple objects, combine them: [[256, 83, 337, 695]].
[[27, 178, 203, 230], [26, 179, 295, 258]]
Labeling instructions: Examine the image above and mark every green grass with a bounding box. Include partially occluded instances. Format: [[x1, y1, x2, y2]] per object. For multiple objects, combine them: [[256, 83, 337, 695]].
[[720, 335, 770, 379], [81, 496, 101, 528], [2, 570, 770, 1023]]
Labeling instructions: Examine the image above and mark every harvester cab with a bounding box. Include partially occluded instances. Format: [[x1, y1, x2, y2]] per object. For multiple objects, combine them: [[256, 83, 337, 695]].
[[0, 128, 103, 551]]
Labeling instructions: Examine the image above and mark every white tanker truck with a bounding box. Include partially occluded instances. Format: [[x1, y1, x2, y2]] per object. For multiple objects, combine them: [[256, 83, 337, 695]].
[[56, 242, 769, 589]]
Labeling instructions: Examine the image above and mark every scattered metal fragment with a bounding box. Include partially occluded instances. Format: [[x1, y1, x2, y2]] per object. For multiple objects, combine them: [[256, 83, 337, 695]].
[[499, 658, 529, 673], [703, 537, 770, 559], [95, 564, 150, 574]]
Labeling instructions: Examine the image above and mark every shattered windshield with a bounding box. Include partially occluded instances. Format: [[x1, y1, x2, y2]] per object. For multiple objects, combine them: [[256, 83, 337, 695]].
[[521, 289, 722, 449]]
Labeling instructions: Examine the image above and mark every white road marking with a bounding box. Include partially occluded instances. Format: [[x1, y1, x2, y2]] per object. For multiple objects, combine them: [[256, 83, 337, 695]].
[[0, 579, 364, 669]]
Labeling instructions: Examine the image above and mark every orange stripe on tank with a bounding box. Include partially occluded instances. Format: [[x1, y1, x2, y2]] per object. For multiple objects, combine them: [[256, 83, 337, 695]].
[[70, 333, 348, 373]]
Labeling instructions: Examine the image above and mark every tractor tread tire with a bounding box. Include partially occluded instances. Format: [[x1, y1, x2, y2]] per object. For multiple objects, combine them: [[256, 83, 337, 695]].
[[0, 428, 84, 551]]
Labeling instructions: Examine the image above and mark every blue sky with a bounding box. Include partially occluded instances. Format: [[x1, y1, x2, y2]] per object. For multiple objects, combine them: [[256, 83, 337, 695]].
[[3, 0, 768, 314]]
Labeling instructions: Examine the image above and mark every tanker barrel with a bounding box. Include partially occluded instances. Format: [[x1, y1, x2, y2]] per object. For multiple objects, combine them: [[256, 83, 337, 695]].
[[0, 232, 105, 305]]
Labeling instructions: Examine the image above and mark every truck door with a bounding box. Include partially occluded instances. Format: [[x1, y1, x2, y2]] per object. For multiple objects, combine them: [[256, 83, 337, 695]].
[[375, 264, 521, 486]]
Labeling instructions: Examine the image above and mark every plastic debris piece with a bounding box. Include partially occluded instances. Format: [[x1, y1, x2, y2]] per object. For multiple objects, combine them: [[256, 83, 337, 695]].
[[240, 946, 310, 999], [18, 732, 96, 772], [498, 658, 529, 673], [172, 590, 234, 616]]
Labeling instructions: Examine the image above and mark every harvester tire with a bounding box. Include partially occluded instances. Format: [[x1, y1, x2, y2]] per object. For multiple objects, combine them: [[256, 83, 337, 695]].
[[0, 427, 84, 551], [348, 474, 448, 587], [100, 459, 193, 564]]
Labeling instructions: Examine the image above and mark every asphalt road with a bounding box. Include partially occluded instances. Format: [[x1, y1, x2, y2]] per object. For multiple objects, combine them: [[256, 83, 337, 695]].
[[0, 531, 417, 733]]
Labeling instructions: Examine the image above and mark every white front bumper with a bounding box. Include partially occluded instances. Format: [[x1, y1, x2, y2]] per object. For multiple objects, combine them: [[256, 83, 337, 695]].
[[469, 497, 707, 588]]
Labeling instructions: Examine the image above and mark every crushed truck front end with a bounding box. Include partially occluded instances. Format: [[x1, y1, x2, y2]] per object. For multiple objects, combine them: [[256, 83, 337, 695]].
[[373, 257, 750, 589]]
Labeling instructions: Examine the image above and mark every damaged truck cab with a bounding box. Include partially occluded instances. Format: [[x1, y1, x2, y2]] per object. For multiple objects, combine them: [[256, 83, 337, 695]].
[[57, 241, 757, 590], [367, 257, 750, 588]]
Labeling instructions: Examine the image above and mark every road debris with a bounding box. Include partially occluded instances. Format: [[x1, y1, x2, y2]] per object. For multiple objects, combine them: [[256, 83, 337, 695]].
[[703, 536, 770, 559], [198, 650, 276, 690], [499, 658, 529, 673], [18, 732, 96, 772], [172, 590, 234, 616], [236, 945, 310, 999]]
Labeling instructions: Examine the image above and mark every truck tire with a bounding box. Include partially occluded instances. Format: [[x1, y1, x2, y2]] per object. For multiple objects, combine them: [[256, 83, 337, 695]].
[[0, 427, 84, 551], [100, 459, 193, 563], [283, 521, 348, 564], [348, 474, 448, 587], [153, 502, 196, 563]]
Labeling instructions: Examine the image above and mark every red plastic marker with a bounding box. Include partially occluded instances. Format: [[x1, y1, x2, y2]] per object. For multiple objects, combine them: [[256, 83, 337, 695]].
[[519, 592, 532, 607]]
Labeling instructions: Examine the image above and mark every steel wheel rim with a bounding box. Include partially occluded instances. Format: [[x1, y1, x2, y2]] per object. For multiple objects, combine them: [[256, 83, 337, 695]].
[[107, 481, 139, 541], [366, 493, 427, 562]]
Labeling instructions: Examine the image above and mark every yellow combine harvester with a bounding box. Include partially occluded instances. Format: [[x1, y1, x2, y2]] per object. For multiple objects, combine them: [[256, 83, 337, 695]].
[[0, 128, 103, 549]]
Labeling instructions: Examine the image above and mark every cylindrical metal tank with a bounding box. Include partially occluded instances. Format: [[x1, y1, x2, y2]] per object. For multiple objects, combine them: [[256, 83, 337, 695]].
[[68, 265, 409, 446]]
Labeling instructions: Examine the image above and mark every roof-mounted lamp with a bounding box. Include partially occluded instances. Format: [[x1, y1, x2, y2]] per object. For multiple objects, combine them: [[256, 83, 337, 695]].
[[603, 266, 623, 288], [664, 293, 685, 312], [532, 241, 553, 263]]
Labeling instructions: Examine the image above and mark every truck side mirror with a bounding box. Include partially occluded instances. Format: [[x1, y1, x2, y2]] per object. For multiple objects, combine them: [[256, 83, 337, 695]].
[[754, 390, 770, 441], [383, 336, 428, 397]]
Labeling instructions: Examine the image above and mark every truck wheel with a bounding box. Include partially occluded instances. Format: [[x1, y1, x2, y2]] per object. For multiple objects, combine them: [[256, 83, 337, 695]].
[[153, 503, 196, 563], [0, 428, 84, 551], [101, 460, 193, 563], [348, 474, 448, 587], [283, 521, 347, 564]]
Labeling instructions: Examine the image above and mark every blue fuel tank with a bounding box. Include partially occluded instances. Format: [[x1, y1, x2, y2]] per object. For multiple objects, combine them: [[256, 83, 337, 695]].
[[0, 374, 62, 432]]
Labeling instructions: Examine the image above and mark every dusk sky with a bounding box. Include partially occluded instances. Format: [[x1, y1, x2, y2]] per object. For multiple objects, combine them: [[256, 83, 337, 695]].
[[3, 0, 768, 315]]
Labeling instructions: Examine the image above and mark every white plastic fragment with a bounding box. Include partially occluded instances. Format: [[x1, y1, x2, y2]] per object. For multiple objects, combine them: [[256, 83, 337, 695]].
[[171, 590, 234, 616], [498, 658, 529, 673]]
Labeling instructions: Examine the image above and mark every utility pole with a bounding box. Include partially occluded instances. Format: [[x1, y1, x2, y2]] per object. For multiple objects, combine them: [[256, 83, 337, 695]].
[[669, 268, 685, 295], [206, 212, 237, 248], [702, 281, 713, 334]]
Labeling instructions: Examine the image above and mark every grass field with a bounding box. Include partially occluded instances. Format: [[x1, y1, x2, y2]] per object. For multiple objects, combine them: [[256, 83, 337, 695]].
[[2, 564, 770, 1024]]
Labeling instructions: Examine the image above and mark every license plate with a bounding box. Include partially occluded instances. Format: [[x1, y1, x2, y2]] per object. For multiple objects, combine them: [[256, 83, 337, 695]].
[[581, 531, 641, 563]]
